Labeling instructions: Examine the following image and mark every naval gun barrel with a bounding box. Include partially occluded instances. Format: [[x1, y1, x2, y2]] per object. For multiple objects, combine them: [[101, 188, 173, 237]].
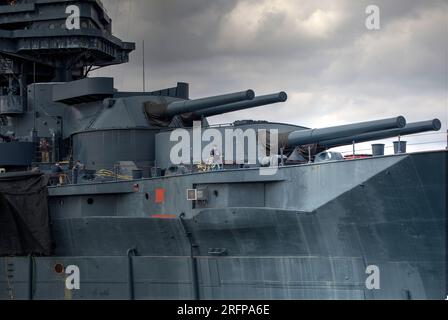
[[166, 90, 255, 116], [194, 92, 288, 118], [286, 116, 406, 147], [318, 119, 442, 148]]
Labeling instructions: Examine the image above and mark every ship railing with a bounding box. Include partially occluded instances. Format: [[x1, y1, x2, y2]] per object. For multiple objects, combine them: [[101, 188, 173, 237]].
[[109, 162, 228, 181], [206, 123, 234, 129], [334, 131, 448, 157]]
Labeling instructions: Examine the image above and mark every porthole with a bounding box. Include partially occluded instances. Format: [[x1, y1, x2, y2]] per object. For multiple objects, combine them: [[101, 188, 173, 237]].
[[54, 263, 64, 274]]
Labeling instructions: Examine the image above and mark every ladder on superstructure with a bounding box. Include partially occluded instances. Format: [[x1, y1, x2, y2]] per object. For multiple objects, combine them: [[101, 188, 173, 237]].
[[0, 56, 13, 74], [0, 57, 15, 127]]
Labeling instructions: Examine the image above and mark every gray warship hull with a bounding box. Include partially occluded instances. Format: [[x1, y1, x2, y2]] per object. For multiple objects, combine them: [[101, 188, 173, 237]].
[[1, 150, 446, 300]]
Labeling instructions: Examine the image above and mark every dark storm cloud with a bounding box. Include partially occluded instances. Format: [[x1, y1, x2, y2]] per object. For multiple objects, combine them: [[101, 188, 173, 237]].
[[104, 0, 238, 62], [95, 0, 447, 152]]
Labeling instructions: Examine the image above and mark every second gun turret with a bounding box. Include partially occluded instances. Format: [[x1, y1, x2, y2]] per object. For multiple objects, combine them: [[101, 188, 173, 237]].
[[284, 116, 407, 147]]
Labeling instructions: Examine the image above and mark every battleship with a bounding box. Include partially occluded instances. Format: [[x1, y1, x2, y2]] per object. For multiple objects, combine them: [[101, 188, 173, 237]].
[[0, 0, 446, 300]]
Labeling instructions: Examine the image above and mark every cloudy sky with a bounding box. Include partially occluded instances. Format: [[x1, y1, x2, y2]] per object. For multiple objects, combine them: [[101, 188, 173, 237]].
[[94, 0, 448, 154]]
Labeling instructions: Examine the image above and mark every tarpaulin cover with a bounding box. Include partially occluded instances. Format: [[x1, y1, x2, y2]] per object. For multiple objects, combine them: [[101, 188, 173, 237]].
[[144, 100, 198, 128], [0, 172, 52, 256]]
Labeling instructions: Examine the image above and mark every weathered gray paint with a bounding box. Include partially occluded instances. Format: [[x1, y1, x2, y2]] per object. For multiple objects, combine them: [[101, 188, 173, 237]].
[[2, 152, 445, 300], [72, 128, 158, 170], [53, 78, 114, 105], [1, 151, 437, 300], [0, 142, 35, 166]]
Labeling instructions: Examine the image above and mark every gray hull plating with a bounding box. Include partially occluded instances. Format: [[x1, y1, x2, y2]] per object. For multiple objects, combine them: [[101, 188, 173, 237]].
[[1, 151, 446, 300]]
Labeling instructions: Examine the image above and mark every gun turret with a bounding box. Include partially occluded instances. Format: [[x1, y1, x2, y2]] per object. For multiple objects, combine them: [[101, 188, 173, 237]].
[[165, 90, 255, 116], [193, 92, 288, 118], [285, 116, 406, 147], [318, 119, 442, 148]]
